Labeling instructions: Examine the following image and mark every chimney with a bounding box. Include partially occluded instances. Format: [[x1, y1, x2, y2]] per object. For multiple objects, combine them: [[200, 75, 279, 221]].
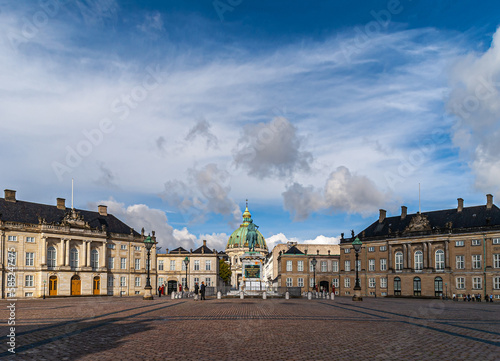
[[401, 206, 407, 220], [98, 205, 108, 216], [4, 189, 16, 202], [328, 250, 331, 255], [486, 194, 493, 209], [203, 240, 207, 247], [317, 249, 319, 255], [379, 209, 386, 223], [457, 198, 464, 213], [57, 198, 66, 210]]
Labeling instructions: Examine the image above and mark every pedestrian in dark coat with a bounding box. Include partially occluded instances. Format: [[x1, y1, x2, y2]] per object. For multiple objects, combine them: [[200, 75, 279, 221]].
[[158, 285, 162, 297], [200, 282, 206, 300]]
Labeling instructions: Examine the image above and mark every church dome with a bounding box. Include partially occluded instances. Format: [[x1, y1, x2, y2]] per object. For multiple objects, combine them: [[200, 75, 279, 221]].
[[226, 204, 268, 251]]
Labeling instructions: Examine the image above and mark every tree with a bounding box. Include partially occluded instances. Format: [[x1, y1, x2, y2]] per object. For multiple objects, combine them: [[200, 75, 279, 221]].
[[219, 259, 232, 286]]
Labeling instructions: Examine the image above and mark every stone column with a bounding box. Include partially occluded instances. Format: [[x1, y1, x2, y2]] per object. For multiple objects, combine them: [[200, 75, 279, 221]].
[[427, 242, 432, 269], [86, 241, 91, 267], [402, 244, 407, 269], [388, 244, 393, 270], [59, 239, 65, 266], [65, 239, 70, 266], [445, 240, 450, 269], [40, 236, 47, 266], [99, 241, 105, 269], [423, 242, 428, 269], [407, 243, 412, 270]]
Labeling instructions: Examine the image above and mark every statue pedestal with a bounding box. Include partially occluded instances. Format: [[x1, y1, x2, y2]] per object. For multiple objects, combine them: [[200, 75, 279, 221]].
[[239, 252, 266, 295], [352, 288, 363, 301], [143, 285, 154, 300]]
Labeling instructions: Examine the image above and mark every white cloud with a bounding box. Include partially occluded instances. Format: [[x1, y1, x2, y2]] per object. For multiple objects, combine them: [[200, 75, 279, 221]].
[[283, 166, 387, 220], [266, 232, 339, 252], [446, 27, 500, 197]]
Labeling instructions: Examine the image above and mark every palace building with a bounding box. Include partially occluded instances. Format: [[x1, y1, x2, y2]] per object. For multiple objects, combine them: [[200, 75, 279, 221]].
[[339, 194, 500, 299], [225, 204, 268, 288], [0, 189, 157, 298], [156, 240, 221, 294]]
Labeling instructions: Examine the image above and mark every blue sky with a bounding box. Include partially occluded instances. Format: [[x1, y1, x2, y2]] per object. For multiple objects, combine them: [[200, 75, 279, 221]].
[[1, 1, 500, 252]]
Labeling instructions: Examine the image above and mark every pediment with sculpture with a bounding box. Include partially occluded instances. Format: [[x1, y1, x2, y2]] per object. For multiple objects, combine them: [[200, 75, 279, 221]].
[[404, 213, 431, 233]]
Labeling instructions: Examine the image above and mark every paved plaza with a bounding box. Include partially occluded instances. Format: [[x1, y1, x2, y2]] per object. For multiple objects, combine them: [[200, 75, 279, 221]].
[[1, 295, 499, 360]]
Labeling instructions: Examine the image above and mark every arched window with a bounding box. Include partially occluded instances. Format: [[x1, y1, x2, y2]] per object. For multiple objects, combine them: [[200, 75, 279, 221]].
[[91, 249, 99, 269], [414, 251, 423, 270], [435, 249, 444, 270], [70, 248, 79, 269], [413, 277, 421, 296], [394, 277, 401, 296], [395, 252, 403, 270], [47, 246, 56, 268]]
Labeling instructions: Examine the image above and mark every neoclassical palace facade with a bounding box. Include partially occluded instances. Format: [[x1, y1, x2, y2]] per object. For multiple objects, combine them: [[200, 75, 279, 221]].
[[1, 189, 157, 298], [339, 195, 500, 299]]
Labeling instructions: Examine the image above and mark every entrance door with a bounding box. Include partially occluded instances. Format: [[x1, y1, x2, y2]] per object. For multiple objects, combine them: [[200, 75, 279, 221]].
[[394, 277, 401, 296], [93, 276, 100, 295], [434, 277, 443, 297], [167, 280, 178, 294], [413, 277, 421, 296], [319, 281, 329, 293], [71, 275, 81, 295], [49, 276, 58, 296]]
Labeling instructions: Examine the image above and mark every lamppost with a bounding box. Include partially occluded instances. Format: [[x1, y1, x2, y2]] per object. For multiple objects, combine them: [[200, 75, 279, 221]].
[[311, 257, 317, 293], [183, 257, 190, 292], [352, 237, 363, 301], [43, 280, 46, 299], [143, 235, 155, 300]]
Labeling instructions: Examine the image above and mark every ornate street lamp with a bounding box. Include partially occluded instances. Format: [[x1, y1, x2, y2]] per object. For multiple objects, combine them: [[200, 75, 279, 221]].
[[43, 280, 46, 299], [183, 256, 190, 292], [352, 237, 363, 301], [143, 235, 155, 300], [311, 257, 317, 292]]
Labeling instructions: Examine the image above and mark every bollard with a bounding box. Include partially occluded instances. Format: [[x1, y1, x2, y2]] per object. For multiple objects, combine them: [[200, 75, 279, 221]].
[[331, 292, 335, 300], [263, 291, 267, 300], [308, 292, 312, 300], [326, 293, 330, 300], [171, 292, 176, 300], [285, 291, 290, 300], [240, 291, 244, 299], [217, 291, 222, 299]]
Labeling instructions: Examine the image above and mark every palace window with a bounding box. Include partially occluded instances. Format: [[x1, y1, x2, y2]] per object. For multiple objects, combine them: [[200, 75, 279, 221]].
[[494, 277, 500, 290], [25, 275, 34, 287], [194, 260, 200, 271], [414, 251, 423, 270], [121, 258, 126, 269], [286, 260, 293, 272], [170, 260, 175, 270], [395, 252, 403, 271], [298, 278, 304, 288], [493, 238, 500, 244], [344, 278, 350, 288], [368, 246, 375, 252], [158, 260, 164, 271], [472, 277, 482, 289], [471, 239, 481, 246], [456, 277, 465, 290], [120, 244, 127, 250], [8, 236, 17, 242], [493, 254, 500, 268], [108, 276, 114, 288], [380, 258, 387, 271], [344, 248, 351, 254], [286, 278, 293, 287], [394, 277, 401, 295], [321, 261, 327, 272], [205, 260, 211, 271], [456, 255, 465, 269], [332, 278, 339, 288], [310, 261, 315, 272], [472, 255, 481, 269], [413, 277, 421, 296], [134, 246, 141, 251], [182, 261, 186, 271], [120, 276, 126, 287], [70, 248, 78, 268], [26, 237, 35, 243], [107, 244, 115, 249], [297, 260, 304, 272], [25, 252, 34, 267], [194, 277, 199, 285], [435, 250, 445, 270], [135, 277, 141, 287], [368, 259, 375, 271], [455, 240, 464, 247], [369, 278, 376, 288], [344, 260, 351, 272], [332, 261, 338, 272], [380, 246, 387, 252], [205, 278, 211, 287], [91, 249, 99, 269], [309, 278, 314, 288], [135, 259, 140, 270], [380, 278, 387, 289], [47, 246, 56, 268]]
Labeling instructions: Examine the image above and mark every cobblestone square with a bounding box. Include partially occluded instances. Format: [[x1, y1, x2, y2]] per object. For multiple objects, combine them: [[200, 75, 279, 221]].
[[1, 296, 499, 360]]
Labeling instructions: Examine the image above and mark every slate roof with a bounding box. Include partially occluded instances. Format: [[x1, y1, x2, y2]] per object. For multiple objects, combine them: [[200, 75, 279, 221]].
[[342, 204, 500, 243], [192, 244, 214, 254], [169, 247, 189, 254], [283, 245, 305, 255], [0, 198, 139, 236]]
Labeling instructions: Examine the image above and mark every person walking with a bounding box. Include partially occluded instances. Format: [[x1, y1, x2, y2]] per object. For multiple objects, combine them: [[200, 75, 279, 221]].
[[158, 285, 162, 297], [200, 281, 206, 301], [194, 282, 199, 301]]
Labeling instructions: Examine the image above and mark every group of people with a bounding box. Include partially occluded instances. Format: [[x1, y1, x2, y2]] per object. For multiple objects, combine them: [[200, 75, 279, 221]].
[[453, 293, 494, 302], [157, 282, 206, 300]]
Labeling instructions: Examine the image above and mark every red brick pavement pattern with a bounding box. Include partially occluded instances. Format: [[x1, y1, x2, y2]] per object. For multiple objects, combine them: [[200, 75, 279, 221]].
[[0, 296, 499, 360]]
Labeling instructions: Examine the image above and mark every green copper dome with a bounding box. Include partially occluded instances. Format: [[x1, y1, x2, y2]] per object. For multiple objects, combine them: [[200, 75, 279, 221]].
[[226, 205, 268, 250]]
